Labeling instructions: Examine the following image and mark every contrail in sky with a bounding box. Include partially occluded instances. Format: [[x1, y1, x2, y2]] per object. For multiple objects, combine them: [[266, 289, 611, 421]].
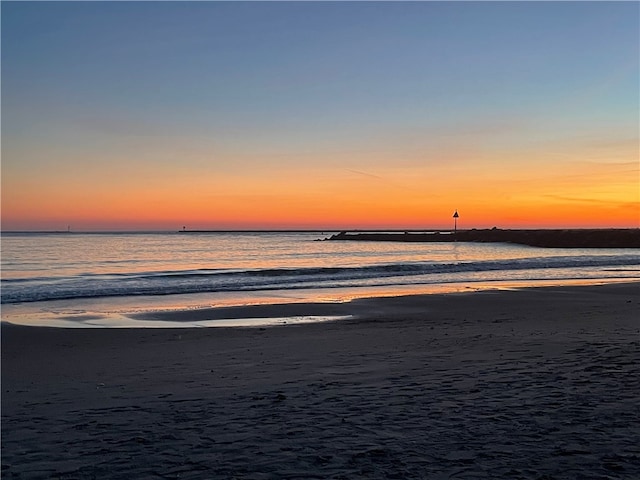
[[346, 169, 384, 180]]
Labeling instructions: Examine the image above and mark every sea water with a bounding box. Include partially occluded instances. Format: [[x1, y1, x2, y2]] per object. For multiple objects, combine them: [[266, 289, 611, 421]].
[[2, 231, 639, 327]]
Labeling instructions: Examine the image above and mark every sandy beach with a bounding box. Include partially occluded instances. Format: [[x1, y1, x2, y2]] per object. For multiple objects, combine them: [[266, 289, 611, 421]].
[[2, 282, 639, 479]]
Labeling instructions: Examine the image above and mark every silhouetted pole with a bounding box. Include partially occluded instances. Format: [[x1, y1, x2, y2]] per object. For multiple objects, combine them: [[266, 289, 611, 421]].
[[453, 210, 459, 234]]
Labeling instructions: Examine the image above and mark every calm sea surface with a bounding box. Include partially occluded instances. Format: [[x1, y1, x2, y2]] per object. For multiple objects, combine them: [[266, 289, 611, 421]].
[[2, 231, 639, 327]]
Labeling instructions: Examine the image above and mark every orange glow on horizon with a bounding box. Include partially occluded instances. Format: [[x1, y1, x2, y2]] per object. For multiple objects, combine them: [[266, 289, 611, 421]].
[[2, 148, 638, 232], [3, 192, 638, 232]]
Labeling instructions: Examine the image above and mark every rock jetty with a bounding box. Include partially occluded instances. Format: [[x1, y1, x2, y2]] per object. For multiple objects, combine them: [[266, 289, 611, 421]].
[[327, 229, 640, 248]]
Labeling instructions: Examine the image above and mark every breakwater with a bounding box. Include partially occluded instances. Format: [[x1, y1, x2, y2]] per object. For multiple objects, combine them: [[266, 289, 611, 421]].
[[327, 229, 640, 248]]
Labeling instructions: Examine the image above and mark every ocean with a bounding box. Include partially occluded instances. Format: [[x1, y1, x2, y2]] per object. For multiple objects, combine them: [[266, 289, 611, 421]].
[[2, 231, 639, 327]]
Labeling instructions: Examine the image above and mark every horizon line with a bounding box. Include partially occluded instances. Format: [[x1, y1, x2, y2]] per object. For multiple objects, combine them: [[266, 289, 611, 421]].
[[3, 227, 639, 235]]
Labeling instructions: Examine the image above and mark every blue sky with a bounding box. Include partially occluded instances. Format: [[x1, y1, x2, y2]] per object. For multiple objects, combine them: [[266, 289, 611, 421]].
[[2, 1, 638, 230]]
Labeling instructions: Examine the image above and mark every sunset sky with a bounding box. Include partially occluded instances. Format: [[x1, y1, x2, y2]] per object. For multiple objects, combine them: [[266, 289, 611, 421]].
[[2, 1, 638, 231]]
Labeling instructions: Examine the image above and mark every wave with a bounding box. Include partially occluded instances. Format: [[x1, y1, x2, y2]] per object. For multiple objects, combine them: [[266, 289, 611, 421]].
[[2, 255, 639, 304]]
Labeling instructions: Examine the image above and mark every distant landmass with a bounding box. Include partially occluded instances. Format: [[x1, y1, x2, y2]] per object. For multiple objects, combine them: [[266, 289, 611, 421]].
[[326, 229, 640, 248]]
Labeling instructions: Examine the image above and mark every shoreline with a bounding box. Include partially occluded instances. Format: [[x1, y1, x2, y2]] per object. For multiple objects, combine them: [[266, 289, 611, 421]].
[[2, 278, 639, 328], [2, 282, 639, 478], [130, 279, 640, 325]]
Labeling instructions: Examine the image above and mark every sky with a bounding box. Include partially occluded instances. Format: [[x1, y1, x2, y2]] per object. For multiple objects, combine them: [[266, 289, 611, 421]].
[[2, 1, 639, 231]]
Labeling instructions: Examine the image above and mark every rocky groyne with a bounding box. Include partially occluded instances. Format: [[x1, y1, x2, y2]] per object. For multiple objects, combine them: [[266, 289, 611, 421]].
[[327, 229, 640, 248]]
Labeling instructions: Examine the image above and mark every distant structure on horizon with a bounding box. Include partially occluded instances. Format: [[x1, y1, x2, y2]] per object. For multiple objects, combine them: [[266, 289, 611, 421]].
[[453, 210, 459, 233]]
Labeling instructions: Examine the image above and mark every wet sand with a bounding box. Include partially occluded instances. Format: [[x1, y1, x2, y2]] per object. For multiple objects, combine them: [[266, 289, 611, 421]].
[[2, 283, 639, 479]]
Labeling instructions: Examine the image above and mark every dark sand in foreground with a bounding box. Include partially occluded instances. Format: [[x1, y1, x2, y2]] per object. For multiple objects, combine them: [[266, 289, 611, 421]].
[[2, 283, 639, 479]]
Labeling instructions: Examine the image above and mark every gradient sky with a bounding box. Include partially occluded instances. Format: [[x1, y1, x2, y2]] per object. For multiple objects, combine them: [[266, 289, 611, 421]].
[[2, 1, 639, 231]]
